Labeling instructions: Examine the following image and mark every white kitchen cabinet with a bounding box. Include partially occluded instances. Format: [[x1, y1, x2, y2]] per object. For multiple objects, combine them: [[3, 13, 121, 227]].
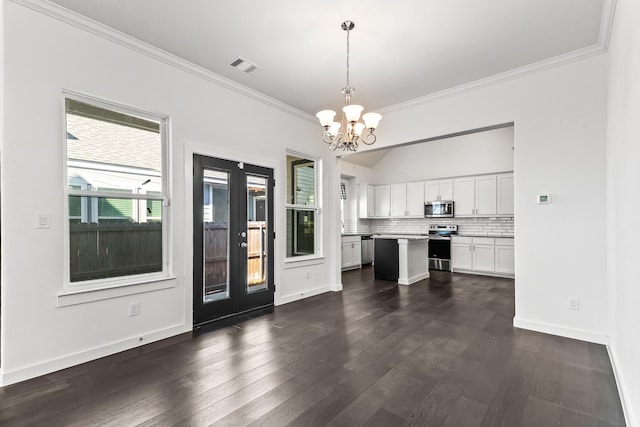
[[341, 235, 362, 270], [495, 238, 515, 274], [406, 182, 425, 216], [358, 184, 375, 219], [388, 182, 425, 217], [475, 175, 497, 216], [453, 236, 491, 271], [425, 179, 453, 202], [453, 177, 475, 216], [472, 237, 495, 272], [374, 185, 391, 217], [454, 174, 501, 217], [390, 184, 407, 217], [452, 236, 514, 277], [497, 173, 514, 216], [451, 236, 473, 270]]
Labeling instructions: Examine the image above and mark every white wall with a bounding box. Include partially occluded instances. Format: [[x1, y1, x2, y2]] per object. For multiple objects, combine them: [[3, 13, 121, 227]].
[[606, 0, 640, 423], [0, 1, 339, 385], [340, 161, 373, 228], [371, 55, 608, 343], [363, 126, 514, 184]]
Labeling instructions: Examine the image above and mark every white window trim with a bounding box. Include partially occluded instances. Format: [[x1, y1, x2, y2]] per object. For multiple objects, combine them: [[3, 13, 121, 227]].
[[61, 91, 172, 292], [285, 151, 322, 262]]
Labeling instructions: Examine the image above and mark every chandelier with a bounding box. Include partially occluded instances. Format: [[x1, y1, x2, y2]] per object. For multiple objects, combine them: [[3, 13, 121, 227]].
[[316, 21, 382, 152]]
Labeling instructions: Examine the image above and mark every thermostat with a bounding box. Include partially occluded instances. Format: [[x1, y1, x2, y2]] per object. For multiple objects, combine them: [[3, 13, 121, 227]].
[[537, 194, 551, 204]]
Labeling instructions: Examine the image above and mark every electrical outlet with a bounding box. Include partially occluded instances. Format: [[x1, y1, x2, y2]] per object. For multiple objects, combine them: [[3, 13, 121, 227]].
[[305, 270, 311, 279], [567, 297, 580, 311], [129, 302, 141, 317]]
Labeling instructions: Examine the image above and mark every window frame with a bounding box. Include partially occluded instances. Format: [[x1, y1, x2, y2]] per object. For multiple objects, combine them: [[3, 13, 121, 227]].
[[285, 151, 322, 262], [62, 91, 171, 291]]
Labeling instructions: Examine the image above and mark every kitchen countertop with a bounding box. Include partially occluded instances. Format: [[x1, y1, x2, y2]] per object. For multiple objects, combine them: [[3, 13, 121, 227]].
[[341, 233, 373, 237], [374, 234, 429, 240], [458, 233, 514, 238]]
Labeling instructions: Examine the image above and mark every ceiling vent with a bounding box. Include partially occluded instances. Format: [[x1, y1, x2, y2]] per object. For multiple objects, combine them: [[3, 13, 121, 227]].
[[230, 57, 259, 74]]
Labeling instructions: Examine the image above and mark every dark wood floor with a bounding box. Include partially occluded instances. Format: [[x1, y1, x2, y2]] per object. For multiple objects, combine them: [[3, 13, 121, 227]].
[[0, 268, 626, 426]]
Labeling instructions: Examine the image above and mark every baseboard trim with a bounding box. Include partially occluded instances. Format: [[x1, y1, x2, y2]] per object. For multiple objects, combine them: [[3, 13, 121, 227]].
[[513, 316, 608, 345], [331, 283, 343, 292], [0, 323, 189, 387], [276, 285, 331, 306], [607, 343, 636, 427], [398, 271, 430, 285]]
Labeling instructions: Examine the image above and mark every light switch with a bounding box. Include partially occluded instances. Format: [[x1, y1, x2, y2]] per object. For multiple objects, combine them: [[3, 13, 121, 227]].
[[36, 213, 51, 229]]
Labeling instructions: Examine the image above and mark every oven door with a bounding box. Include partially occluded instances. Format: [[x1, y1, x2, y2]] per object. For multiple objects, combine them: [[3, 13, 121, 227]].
[[428, 238, 452, 271]]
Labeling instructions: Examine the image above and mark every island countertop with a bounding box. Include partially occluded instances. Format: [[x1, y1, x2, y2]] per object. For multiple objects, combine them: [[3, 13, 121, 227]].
[[373, 234, 429, 240]]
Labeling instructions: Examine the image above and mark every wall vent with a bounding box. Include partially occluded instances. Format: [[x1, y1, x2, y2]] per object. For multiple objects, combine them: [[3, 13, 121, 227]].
[[230, 57, 259, 74]]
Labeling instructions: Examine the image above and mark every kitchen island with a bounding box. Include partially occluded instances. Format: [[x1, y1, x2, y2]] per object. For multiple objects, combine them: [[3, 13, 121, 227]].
[[373, 235, 429, 285]]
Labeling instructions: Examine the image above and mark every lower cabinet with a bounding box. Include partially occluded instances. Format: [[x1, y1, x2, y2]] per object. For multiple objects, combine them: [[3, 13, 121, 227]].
[[452, 236, 514, 276], [341, 236, 362, 271], [494, 238, 515, 274], [451, 237, 473, 270]]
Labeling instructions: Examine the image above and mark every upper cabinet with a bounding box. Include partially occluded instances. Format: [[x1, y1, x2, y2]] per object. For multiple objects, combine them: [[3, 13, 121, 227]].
[[374, 185, 391, 217], [358, 184, 375, 219], [424, 179, 453, 202], [358, 172, 512, 219], [406, 182, 425, 216], [388, 182, 424, 217], [475, 175, 497, 216], [454, 173, 511, 217], [390, 184, 407, 217], [453, 177, 475, 216], [497, 173, 514, 216]]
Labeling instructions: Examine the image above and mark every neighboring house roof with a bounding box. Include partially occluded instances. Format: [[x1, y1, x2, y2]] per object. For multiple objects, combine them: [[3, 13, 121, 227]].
[[66, 113, 161, 172]]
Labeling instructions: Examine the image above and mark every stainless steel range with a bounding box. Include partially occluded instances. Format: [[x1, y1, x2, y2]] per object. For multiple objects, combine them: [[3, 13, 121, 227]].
[[428, 224, 458, 271]]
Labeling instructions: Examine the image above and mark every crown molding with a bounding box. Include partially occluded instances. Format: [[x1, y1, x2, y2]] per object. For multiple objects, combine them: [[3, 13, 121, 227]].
[[380, 0, 617, 114], [10, 0, 617, 120], [378, 44, 606, 114], [599, 0, 617, 51], [9, 0, 317, 124]]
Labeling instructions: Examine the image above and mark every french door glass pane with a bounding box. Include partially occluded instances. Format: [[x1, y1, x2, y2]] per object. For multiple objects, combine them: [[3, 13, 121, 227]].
[[247, 175, 268, 293], [203, 169, 230, 303]]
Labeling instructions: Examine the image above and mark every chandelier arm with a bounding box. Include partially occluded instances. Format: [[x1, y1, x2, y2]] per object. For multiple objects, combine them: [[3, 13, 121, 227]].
[[322, 131, 347, 152], [360, 132, 377, 146]]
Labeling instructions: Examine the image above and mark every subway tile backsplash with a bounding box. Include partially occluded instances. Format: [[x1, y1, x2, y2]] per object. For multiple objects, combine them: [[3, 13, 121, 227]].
[[345, 217, 514, 237]]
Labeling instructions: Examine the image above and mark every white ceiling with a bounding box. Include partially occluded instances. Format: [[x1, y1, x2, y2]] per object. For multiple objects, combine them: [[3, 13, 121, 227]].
[[47, 0, 610, 118]]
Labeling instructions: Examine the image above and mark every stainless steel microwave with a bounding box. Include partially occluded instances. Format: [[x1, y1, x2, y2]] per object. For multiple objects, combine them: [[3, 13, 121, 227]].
[[425, 200, 454, 218]]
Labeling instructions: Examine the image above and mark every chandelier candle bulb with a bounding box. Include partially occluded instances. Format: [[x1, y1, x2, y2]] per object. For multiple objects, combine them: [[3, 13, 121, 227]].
[[316, 20, 382, 152]]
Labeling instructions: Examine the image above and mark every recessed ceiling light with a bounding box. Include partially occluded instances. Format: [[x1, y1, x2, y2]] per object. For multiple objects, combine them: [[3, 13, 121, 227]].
[[230, 57, 259, 74]]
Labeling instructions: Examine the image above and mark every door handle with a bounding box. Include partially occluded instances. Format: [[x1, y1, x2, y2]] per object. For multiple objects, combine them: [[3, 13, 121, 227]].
[[240, 242, 248, 248]]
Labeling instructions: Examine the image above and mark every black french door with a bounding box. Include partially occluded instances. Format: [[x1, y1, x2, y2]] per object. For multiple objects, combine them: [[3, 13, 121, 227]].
[[193, 154, 274, 327]]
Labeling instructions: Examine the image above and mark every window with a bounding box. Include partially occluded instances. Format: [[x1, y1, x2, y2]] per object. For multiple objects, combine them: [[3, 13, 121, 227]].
[[286, 154, 320, 259], [65, 95, 168, 284]]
